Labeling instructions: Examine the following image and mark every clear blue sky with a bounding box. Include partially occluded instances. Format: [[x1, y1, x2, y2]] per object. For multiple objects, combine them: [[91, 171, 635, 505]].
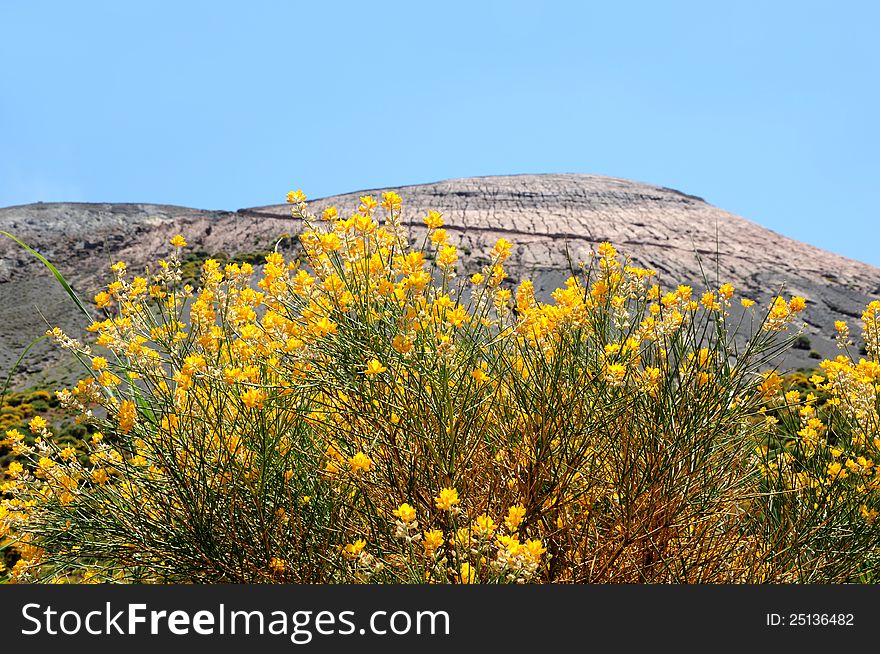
[[2, 1, 878, 264]]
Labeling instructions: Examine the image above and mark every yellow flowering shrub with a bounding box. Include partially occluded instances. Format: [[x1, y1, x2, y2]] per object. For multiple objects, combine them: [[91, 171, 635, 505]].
[[0, 190, 877, 583]]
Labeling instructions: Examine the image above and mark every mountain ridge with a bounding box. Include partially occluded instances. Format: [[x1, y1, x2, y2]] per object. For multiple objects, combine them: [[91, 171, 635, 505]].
[[2, 173, 877, 387]]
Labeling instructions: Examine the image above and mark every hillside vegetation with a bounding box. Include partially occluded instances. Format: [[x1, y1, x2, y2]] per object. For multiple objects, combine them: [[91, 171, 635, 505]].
[[1, 190, 878, 583]]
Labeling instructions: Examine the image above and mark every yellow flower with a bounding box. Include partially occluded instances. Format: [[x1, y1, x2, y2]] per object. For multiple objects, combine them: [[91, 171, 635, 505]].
[[358, 195, 378, 215], [353, 214, 375, 232], [349, 452, 373, 473], [719, 283, 735, 300], [435, 487, 460, 511], [381, 191, 402, 211], [91, 356, 108, 371], [701, 291, 720, 311], [392, 335, 413, 354], [604, 362, 627, 386], [424, 210, 444, 229], [827, 461, 848, 480], [523, 539, 547, 563], [393, 503, 417, 524], [504, 505, 527, 531], [758, 371, 783, 397], [473, 514, 496, 537], [364, 359, 387, 376], [286, 189, 307, 204], [343, 539, 366, 559], [94, 291, 112, 308], [28, 416, 48, 432], [321, 206, 338, 221], [740, 298, 755, 308], [240, 388, 266, 410], [789, 296, 807, 313], [98, 371, 121, 387], [676, 285, 693, 301], [269, 557, 287, 573], [437, 245, 458, 268], [311, 316, 338, 338], [430, 229, 448, 246], [490, 238, 513, 262], [318, 232, 342, 252], [459, 562, 476, 584], [117, 400, 137, 434], [597, 242, 617, 258], [471, 368, 489, 384], [169, 234, 187, 248], [422, 530, 444, 555]]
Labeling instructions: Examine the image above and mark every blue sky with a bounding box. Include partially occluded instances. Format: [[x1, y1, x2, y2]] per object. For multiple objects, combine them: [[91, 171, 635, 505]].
[[1, 1, 878, 264]]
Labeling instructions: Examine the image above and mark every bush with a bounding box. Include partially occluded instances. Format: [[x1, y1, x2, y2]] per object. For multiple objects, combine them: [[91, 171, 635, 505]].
[[793, 335, 811, 350], [1, 191, 878, 584]]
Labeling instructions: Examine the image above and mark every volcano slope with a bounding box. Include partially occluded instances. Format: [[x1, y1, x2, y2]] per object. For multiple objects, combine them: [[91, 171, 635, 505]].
[[1, 174, 877, 387]]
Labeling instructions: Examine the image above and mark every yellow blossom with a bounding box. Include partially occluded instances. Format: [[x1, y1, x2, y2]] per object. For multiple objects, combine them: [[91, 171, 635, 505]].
[[349, 452, 373, 473], [240, 388, 266, 410], [435, 487, 460, 511], [424, 210, 444, 229], [422, 530, 444, 555], [311, 316, 338, 338], [789, 296, 807, 313], [504, 505, 527, 531], [358, 195, 378, 215], [719, 283, 735, 300], [343, 539, 367, 559], [269, 557, 286, 573], [473, 514, 496, 537], [28, 416, 48, 432], [392, 335, 413, 354], [364, 359, 387, 376], [437, 245, 458, 268], [393, 503, 417, 524], [286, 190, 307, 204], [597, 242, 617, 258], [471, 368, 489, 384], [380, 191, 402, 211]]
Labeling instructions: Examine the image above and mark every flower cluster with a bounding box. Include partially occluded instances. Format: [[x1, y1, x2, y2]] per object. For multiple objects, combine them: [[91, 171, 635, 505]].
[[1, 189, 877, 584]]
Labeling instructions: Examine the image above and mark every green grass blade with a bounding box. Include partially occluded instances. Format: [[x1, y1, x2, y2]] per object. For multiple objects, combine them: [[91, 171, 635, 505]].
[[0, 334, 48, 405], [1, 231, 93, 322]]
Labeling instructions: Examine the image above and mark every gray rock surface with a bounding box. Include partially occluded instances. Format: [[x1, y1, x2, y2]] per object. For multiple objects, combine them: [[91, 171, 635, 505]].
[[1, 174, 877, 388]]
